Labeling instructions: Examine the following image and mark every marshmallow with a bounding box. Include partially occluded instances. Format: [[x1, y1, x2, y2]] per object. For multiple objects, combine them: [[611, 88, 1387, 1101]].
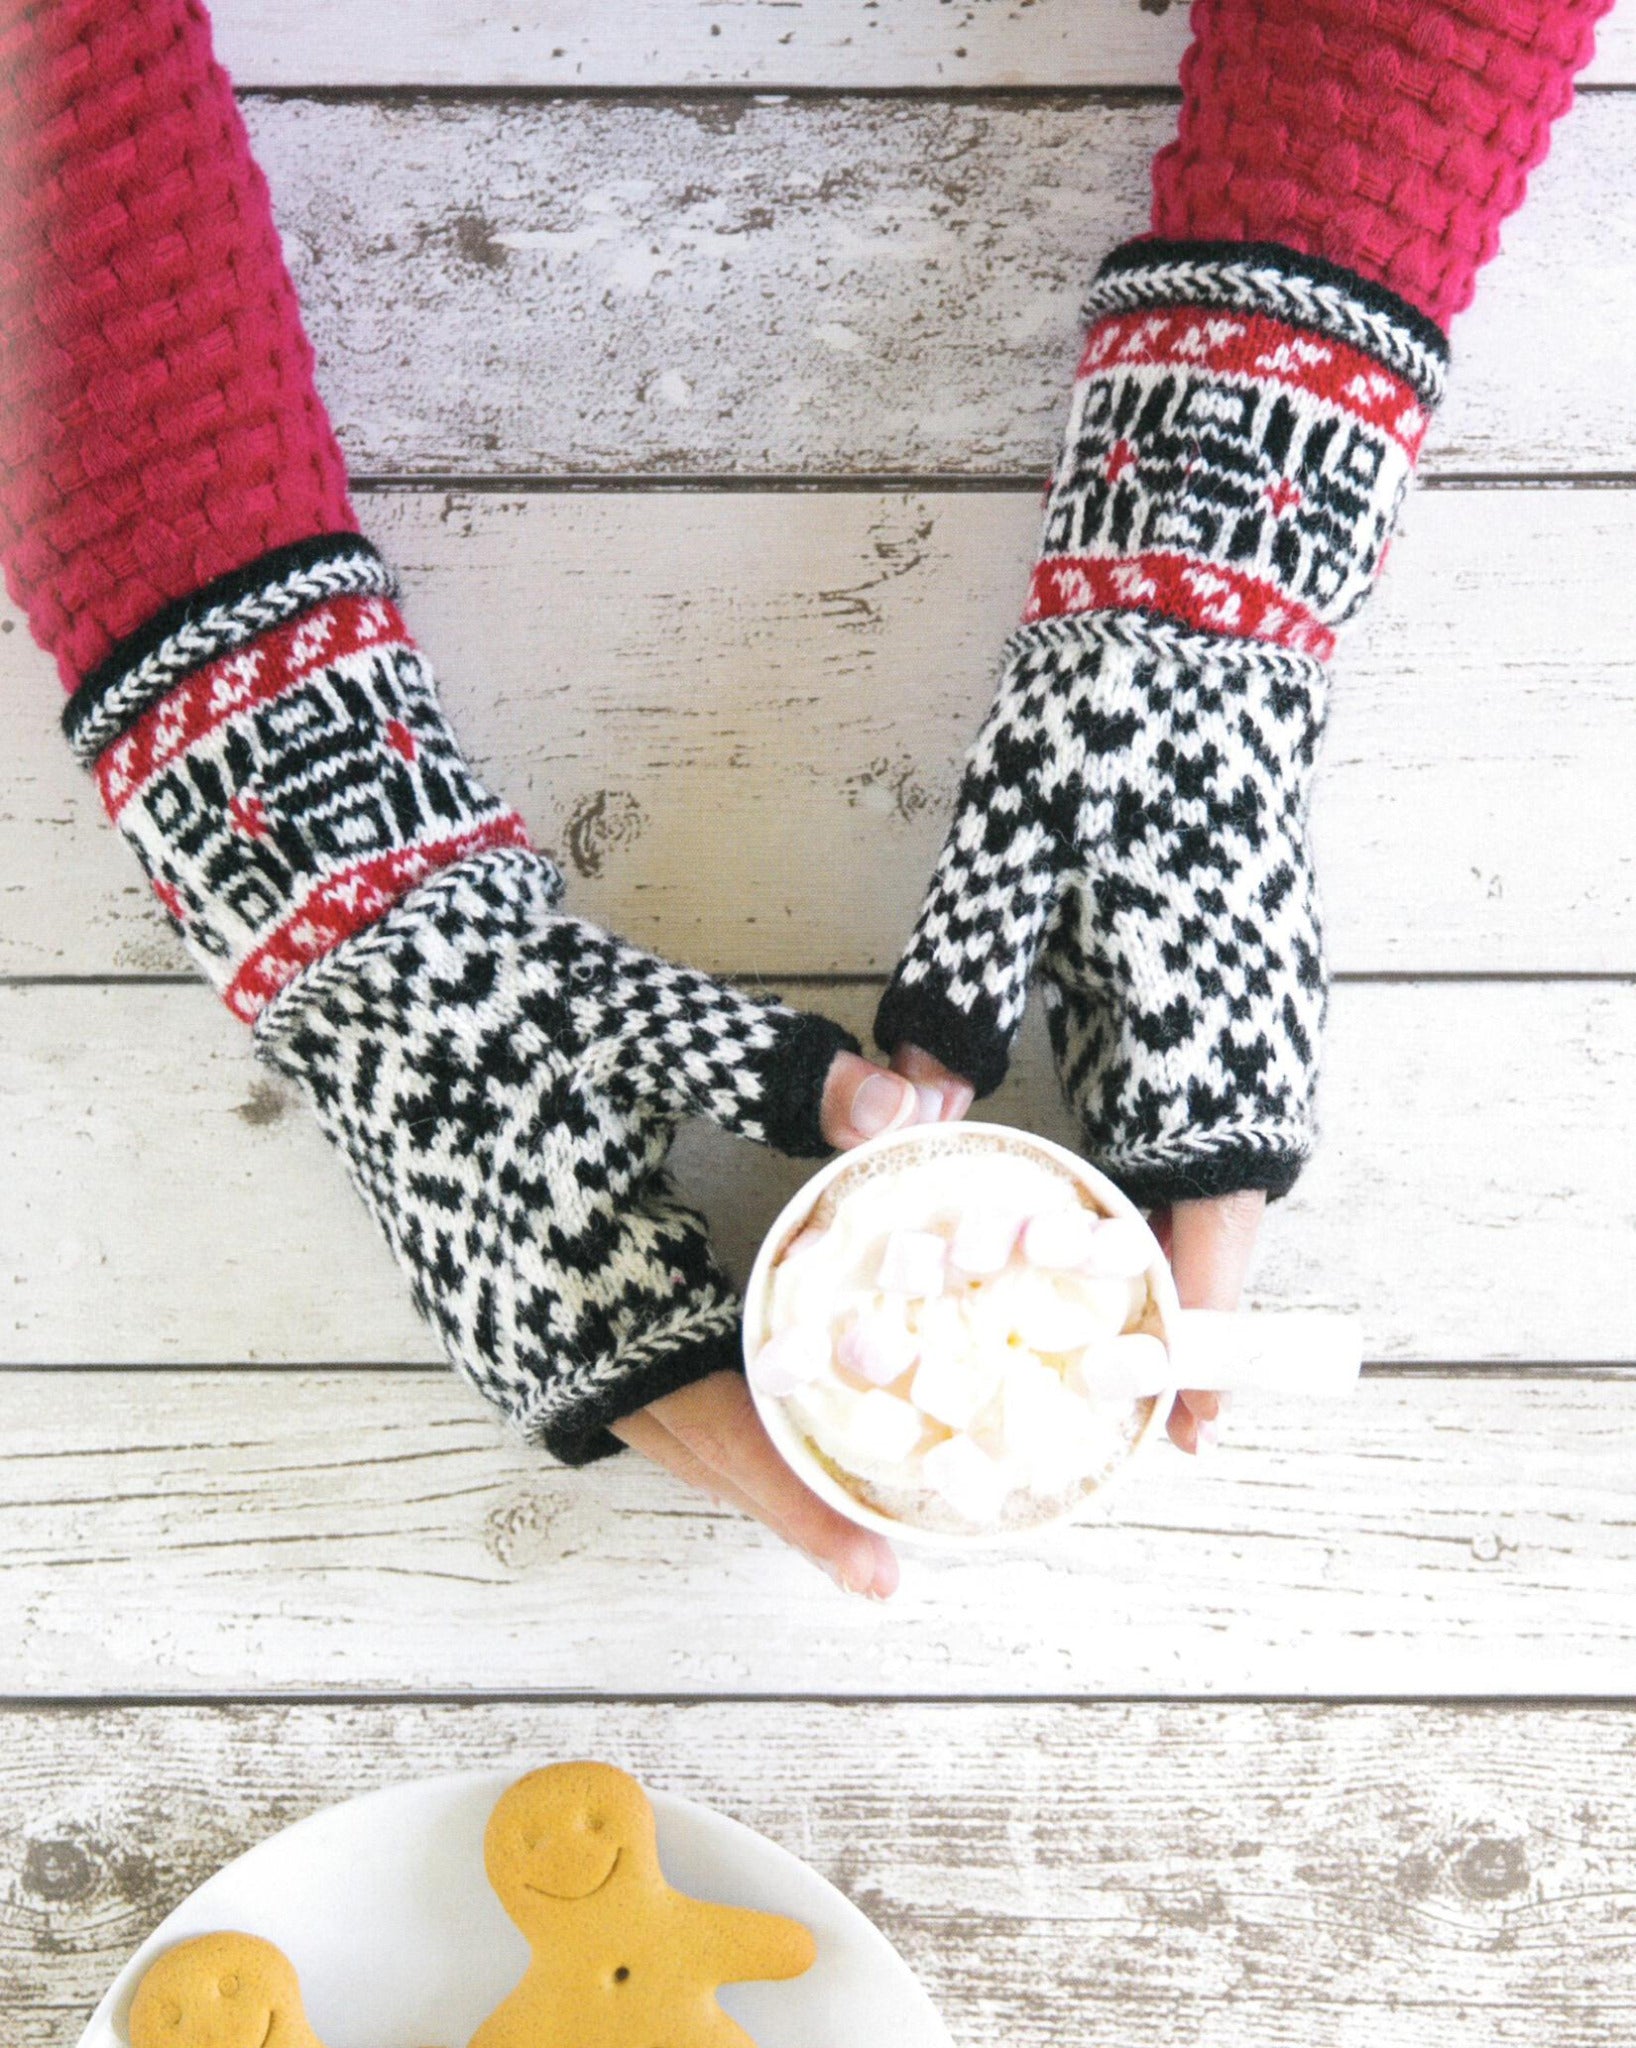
[[1070, 1331, 1172, 1400], [749, 1325, 833, 1398], [972, 1268, 1120, 1356], [1020, 1206, 1100, 1270], [1078, 1215, 1155, 1280], [995, 1360, 1101, 1493], [836, 1301, 919, 1387], [922, 1433, 1012, 1524], [876, 1229, 949, 1296], [837, 1387, 927, 1465], [909, 1347, 1007, 1432], [948, 1208, 1023, 1278]]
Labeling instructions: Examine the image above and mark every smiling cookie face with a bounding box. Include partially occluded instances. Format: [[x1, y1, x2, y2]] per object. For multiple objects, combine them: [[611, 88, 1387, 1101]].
[[128, 1933, 309, 2048], [484, 1762, 658, 1925]]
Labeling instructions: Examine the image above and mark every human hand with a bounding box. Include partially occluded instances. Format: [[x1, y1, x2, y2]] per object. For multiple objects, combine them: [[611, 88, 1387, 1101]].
[[1149, 1189, 1266, 1454], [606, 1045, 948, 1595], [612, 1369, 899, 1598], [890, 1042, 1264, 1458]]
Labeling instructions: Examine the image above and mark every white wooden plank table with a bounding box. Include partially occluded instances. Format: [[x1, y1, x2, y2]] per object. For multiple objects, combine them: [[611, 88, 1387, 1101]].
[[4, 5, 1635, 2043]]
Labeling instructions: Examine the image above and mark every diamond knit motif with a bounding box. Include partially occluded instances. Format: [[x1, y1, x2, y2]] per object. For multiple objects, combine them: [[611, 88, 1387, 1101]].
[[255, 847, 852, 1463], [880, 613, 1327, 1201]]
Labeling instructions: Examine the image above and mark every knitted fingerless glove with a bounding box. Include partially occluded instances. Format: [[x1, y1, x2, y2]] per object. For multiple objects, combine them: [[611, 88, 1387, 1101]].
[[877, 0, 1606, 1209], [61, 534, 854, 1463], [878, 243, 1444, 1204], [4, 0, 855, 1464]]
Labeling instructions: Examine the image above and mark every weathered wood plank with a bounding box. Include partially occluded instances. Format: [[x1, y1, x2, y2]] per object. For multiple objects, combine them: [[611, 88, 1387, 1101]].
[[210, 0, 1636, 89], [6, 486, 1634, 980], [4, 980, 1634, 1368], [2, 1366, 1635, 1698], [232, 94, 1636, 477], [7, 1702, 1636, 2046]]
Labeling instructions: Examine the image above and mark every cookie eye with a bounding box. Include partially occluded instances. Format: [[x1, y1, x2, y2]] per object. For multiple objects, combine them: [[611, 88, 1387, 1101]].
[[218, 1976, 238, 1997], [162, 2001, 183, 2028], [587, 1812, 605, 1834], [613, 1965, 630, 1983]]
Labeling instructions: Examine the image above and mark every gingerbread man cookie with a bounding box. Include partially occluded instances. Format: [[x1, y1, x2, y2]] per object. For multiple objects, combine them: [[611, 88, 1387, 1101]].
[[128, 1932, 325, 2048], [471, 1762, 816, 2048]]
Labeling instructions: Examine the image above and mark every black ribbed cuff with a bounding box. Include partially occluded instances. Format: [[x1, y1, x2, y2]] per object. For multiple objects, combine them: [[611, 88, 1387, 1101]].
[[534, 1316, 748, 1467], [1099, 1137, 1309, 1213], [874, 976, 1012, 1099], [758, 1010, 863, 1158]]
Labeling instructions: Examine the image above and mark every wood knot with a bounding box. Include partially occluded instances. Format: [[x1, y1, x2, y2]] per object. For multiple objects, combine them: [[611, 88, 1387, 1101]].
[[565, 790, 646, 878], [485, 1488, 564, 1570], [233, 1080, 289, 1128], [22, 1836, 97, 1903], [1455, 1835, 1530, 1901]]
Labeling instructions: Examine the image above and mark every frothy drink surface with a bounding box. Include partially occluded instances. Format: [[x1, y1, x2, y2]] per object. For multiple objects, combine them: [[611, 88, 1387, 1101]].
[[750, 1129, 1166, 1534]]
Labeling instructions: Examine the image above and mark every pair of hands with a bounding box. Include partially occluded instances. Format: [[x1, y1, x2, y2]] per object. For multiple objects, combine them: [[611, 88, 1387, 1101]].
[[613, 1042, 1264, 1599]]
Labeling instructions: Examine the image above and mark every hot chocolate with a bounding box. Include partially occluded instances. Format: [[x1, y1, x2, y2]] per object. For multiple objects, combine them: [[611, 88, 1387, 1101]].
[[746, 1124, 1171, 1536]]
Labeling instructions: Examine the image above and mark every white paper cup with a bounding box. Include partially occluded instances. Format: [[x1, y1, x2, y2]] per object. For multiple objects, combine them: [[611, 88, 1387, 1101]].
[[742, 1120, 1181, 1551]]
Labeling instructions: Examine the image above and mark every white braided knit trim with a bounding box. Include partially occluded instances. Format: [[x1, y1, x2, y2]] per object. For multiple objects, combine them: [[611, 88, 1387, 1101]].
[[1101, 1117, 1313, 1175], [1082, 255, 1448, 408], [1002, 608, 1328, 694], [68, 547, 400, 762], [503, 1293, 746, 1449]]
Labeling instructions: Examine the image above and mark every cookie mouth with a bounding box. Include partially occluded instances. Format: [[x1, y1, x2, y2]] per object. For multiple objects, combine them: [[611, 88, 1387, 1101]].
[[523, 1847, 621, 1901]]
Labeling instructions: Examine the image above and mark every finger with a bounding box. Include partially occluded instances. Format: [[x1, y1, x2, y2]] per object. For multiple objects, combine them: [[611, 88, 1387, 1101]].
[[820, 1051, 932, 1151], [889, 1042, 976, 1123], [647, 1372, 900, 1598], [1162, 1189, 1266, 1453], [612, 1407, 780, 1527], [614, 1404, 880, 1592], [1171, 1189, 1266, 1309]]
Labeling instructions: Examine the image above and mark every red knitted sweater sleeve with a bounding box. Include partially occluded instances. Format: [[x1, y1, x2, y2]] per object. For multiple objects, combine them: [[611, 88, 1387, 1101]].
[[1151, 0, 1612, 329], [0, 0, 357, 694]]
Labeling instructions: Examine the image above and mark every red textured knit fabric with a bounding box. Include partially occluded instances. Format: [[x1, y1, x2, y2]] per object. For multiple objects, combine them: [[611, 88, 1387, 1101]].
[[1152, 0, 1611, 328], [0, 0, 357, 693]]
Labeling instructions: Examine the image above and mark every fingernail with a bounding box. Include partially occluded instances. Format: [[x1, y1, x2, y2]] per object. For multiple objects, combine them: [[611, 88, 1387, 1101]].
[[851, 1073, 916, 1139], [1194, 1419, 1220, 1457], [913, 1084, 945, 1124]]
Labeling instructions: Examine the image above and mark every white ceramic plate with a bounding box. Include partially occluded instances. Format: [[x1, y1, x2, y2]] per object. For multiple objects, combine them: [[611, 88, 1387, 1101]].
[[77, 1767, 952, 2048]]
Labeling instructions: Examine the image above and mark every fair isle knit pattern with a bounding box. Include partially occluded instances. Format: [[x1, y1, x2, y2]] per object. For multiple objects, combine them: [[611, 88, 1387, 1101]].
[[74, 539, 529, 1021], [1028, 241, 1446, 661], [1083, 241, 1449, 408], [879, 241, 1437, 1205], [877, 613, 1328, 1202], [255, 847, 855, 1465]]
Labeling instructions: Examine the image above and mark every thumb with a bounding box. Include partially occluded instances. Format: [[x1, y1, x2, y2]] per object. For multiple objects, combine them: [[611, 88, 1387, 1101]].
[[820, 1051, 944, 1151]]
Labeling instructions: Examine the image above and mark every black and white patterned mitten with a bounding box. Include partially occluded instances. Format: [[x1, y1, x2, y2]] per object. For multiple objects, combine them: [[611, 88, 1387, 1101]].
[[877, 242, 1449, 1206], [68, 535, 856, 1462]]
